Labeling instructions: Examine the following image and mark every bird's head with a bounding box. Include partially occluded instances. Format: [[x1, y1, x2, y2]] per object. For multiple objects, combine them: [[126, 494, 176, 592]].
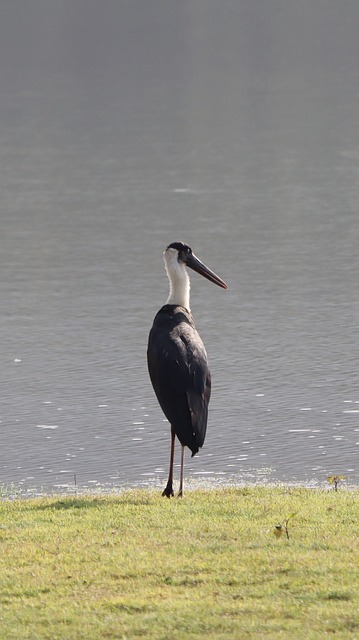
[[164, 242, 228, 289]]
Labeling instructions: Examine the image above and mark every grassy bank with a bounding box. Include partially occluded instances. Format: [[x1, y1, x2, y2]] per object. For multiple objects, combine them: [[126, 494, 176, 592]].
[[1, 486, 359, 639]]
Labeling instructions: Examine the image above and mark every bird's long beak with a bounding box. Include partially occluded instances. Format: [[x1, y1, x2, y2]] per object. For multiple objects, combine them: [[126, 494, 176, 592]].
[[186, 253, 228, 289]]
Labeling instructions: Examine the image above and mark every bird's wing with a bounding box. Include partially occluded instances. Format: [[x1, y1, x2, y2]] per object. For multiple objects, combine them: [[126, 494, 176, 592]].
[[184, 336, 211, 449], [147, 318, 211, 453]]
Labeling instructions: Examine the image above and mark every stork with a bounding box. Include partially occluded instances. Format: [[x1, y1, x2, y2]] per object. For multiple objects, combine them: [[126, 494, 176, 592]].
[[147, 242, 227, 497]]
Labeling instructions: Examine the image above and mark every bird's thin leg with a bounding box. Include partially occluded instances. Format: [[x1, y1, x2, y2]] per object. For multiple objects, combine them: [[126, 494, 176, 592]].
[[177, 445, 185, 497], [162, 427, 175, 498]]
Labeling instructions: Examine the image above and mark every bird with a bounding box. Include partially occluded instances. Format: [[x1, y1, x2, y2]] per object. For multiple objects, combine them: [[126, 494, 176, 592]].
[[147, 241, 227, 497]]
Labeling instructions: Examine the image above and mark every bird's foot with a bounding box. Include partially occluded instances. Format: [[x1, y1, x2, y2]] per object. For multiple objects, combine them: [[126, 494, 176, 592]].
[[162, 483, 174, 498], [177, 489, 183, 498]]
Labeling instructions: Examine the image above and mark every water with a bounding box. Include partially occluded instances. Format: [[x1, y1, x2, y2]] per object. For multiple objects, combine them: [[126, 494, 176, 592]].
[[1, 1, 359, 494]]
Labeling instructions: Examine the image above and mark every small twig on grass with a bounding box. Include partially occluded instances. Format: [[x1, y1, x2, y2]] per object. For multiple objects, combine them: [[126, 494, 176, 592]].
[[274, 513, 297, 540], [327, 475, 347, 491], [33, 540, 60, 556]]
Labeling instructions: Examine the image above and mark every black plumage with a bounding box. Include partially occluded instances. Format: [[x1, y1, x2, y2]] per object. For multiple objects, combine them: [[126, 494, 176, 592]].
[[147, 304, 211, 457]]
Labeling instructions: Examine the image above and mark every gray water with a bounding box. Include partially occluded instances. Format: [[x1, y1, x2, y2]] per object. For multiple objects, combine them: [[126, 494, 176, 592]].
[[1, 1, 359, 494]]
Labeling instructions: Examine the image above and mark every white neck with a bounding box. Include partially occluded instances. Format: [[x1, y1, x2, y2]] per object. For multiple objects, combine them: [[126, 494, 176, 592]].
[[163, 248, 191, 310]]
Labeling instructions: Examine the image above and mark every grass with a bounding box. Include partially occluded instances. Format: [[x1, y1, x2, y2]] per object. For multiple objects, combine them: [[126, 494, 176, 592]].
[[1, 486, 359, 639]]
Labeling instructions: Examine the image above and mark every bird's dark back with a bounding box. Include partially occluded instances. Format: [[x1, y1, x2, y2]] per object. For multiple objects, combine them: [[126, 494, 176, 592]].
[[147, 305, 211, 456]]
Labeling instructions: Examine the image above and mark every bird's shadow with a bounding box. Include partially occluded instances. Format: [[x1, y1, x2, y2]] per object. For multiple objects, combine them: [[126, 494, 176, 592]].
[[28, 494, 156, 511]]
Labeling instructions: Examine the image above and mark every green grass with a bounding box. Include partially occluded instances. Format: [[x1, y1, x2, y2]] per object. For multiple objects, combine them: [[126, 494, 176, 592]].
[[1, 486, 359, 639]]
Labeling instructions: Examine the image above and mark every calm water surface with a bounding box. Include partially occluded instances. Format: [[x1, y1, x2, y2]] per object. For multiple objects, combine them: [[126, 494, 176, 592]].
[[1, 1, 359, 494]]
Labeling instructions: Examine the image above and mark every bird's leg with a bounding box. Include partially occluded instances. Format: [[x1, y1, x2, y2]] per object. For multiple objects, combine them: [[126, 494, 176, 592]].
[[162, 427, 175, 498], [177, 445, 185, 497]]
